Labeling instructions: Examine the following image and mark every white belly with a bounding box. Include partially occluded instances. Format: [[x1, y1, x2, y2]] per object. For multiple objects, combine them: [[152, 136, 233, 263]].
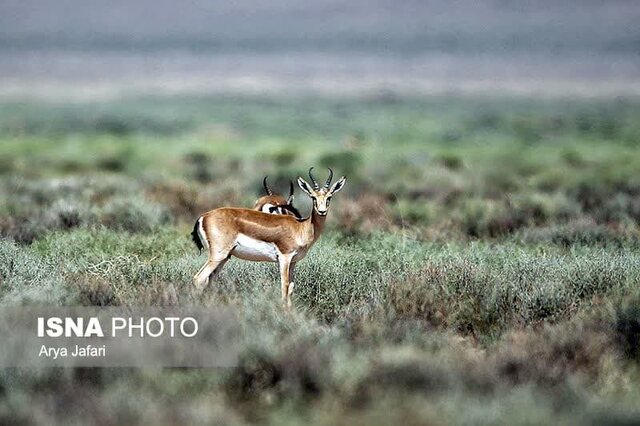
[[232, 234, 279, 262]]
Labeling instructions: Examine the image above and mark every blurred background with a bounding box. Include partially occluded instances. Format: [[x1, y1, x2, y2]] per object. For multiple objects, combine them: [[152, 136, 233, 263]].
[[1, 0, 639, 99], [2, 1, 640, 424], [2, 0, 640, 239]]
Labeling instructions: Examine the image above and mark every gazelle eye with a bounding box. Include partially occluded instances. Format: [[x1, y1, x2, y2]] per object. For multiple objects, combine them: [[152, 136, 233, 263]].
[[326, 198, 331, 206]]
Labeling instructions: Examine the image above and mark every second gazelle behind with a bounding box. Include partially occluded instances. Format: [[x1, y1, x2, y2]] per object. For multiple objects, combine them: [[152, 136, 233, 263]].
[[192, 168, 346, 307]]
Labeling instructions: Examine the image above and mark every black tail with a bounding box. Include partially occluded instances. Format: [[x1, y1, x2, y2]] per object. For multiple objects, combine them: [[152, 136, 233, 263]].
[[191, 218, 204, 254]]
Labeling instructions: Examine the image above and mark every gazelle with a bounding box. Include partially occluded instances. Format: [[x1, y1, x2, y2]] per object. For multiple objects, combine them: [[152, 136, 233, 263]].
[[191, 176, 301, 254], [254, 176, 302, 219], [192, 168, 346, 307]]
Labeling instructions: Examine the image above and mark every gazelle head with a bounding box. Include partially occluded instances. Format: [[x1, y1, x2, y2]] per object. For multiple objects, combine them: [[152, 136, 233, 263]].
[[297, 168, 346, 216], [254, 176, 301, 217]]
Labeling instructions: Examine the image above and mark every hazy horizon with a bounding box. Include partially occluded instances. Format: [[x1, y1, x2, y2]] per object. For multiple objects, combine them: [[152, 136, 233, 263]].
[[1, 0, 639, 99]]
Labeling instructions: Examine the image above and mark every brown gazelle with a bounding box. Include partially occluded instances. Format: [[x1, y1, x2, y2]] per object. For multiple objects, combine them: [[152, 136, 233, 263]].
[[190, 176, 301, 255], [192, 168, 346, 307], [254, 176, 302, 219]]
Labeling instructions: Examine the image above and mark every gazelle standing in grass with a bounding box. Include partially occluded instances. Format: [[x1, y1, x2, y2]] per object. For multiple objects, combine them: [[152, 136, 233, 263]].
[[192, 168, 346, 307]]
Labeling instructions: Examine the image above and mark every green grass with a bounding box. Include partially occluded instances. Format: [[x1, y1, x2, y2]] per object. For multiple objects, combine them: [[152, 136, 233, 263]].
[[1, 94, 640, 424]]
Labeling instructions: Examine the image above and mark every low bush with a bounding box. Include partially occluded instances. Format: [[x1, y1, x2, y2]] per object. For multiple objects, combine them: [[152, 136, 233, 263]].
[[0, 239, 74, 305], [100, 196, 172, 233]]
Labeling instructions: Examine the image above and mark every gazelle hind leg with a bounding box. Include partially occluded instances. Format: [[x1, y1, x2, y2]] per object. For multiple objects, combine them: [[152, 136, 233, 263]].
[[194, 256, 230, 290], [193, 223, 235, 290], [194, 259, 219, 289], [208, 257, 229, 284], [194, 243, 233, 287]]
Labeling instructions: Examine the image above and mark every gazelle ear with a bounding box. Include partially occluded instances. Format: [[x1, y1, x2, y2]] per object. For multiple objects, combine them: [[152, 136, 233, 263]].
[[297, 177, 314, 197], [329, 176, 346, 194]]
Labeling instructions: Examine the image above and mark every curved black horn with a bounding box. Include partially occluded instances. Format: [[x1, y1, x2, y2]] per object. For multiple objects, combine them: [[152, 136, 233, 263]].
[[324, 168, 334, 188], [263, 176, 273, 195], [308, 167, 320, 189], [288, 180, 295, 199]]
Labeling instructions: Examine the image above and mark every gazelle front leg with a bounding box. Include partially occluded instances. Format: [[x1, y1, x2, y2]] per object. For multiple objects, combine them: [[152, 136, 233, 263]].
[[287, 262, 296, 302], [278, 253, 295, 308]]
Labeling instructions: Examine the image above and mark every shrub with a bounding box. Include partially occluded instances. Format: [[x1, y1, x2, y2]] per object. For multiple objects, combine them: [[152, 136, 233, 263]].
[[0, 239, 74, 305], [319, 150, 362, 179], [455, 193, 581, 238], [334, 194, 397, 234], [613, 293, 640, 362], [517, 221, 640, 249], [456, 198, 513, 237], [436, 153, 464, 170], [100, 197, 172, 233], [226, 342, 329, 406], [492, 321, 612, 387], [351, 356, 451, 407]]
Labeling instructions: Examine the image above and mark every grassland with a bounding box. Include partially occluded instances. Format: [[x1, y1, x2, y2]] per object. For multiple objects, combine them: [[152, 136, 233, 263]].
[[1, 94, 640, 424]]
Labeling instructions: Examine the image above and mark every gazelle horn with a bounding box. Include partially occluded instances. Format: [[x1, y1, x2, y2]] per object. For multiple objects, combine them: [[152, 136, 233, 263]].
[[263, 176, 273, 195], [324, 168, 333, 189], [308, 167, 320, 189], [288, 181, 295, 199]]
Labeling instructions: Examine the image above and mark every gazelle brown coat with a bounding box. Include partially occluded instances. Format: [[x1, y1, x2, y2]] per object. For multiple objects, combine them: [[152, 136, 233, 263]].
[[190, 176, 300, 254], [192, 168, 346, 307]]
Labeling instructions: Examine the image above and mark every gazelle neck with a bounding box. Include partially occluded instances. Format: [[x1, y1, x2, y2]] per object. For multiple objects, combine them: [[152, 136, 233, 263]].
[[306, 207, 327, 241]]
